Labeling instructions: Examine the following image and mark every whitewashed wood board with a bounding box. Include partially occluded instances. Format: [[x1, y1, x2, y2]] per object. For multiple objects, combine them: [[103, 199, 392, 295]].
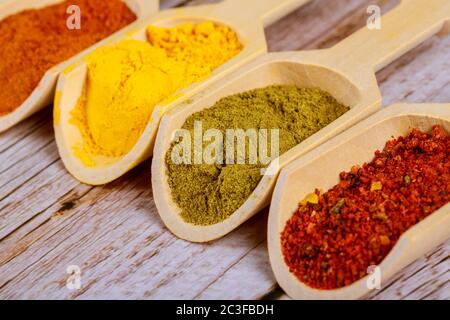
[[0, 0, 449, 300]]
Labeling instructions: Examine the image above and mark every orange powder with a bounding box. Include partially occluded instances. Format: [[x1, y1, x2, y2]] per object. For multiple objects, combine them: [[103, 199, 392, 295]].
[[0, 0, 136, 115]]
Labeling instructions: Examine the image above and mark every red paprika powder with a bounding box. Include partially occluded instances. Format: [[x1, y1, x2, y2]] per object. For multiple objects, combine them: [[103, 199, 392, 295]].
[[0, 0, 136, 116], [281, 125, 450, 290]]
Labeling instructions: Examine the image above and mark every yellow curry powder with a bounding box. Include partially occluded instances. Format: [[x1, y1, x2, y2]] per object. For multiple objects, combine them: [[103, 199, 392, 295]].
[[147, 21, 242, 74], [71, 22, 243, 164]]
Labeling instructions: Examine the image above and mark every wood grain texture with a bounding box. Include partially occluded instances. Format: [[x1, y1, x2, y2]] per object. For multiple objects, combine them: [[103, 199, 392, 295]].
[[0, 0, 159, 133], [0, 0, 449, 300]]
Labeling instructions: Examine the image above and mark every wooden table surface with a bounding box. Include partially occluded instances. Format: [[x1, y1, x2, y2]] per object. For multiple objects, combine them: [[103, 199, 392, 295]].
[[0, 0, 449, 300]]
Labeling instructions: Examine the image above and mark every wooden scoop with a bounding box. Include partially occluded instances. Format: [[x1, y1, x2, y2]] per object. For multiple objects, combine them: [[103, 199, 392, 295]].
[[268, 104, 450, 300], [54, 0, 311, 185], [152, 0, 450, 243], [0, 0, 159, 133]]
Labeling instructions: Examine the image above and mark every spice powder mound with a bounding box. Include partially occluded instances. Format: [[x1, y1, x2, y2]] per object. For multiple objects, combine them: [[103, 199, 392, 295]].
[[0, 0, 136, 116], [166, 85, 350, 226], [70, 21, 243, 165], [281, 125, 450, 290]]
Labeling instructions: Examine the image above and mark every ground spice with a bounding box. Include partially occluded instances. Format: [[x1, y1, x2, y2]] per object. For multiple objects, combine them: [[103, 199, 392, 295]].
[[71, 40, 201, 160], [0, 0, 136, 116], [166, 86, 349, 226], [281, 125, 450, 290], [72, 21, 242, 164], [147, 21, 243, 75]]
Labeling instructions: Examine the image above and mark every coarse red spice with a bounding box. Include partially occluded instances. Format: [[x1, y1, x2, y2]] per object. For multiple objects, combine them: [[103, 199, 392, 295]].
[[0, 0, 136, 115], [281, 125, 450, 290]]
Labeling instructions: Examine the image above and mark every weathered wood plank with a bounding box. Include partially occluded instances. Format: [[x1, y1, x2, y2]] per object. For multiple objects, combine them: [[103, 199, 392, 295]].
[[0, 0, 448, 300], [0, 111, 48, 155], [378, 37, 450, 105], [368, 241, 450, 300], [0, 158, 80, 240], [197, 240, 276, 300], [194, 0, 450, 300], [266, 0, 400, 52]]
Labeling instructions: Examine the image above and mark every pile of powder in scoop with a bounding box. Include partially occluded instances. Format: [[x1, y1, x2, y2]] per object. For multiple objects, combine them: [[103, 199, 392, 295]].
[[147, 21, 243, 75], [165, 85, 350, 226], [0, 0, 136, 115], [281, 125, 450, 290], [71, 22, 243, 165]]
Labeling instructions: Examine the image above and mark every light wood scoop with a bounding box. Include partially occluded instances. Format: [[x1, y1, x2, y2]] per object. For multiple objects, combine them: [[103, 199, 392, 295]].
[[0, 0, 159, 133], [54, 0, 311, 185], [152, 0, 450, 243], [268, 104, 450, 300]]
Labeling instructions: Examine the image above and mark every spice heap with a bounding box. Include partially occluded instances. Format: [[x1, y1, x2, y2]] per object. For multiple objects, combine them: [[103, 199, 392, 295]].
[[72, 22, 243, 164], [166, 85, 349, 226], [281, 125, 450, 290], [71, 40, 200, 161], [0, 0, 136, 116], [147, 22, 243, 76]]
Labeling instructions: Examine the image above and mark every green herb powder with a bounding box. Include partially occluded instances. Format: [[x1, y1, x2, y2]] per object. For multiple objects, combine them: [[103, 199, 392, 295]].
[[165, 85, 350, 225]]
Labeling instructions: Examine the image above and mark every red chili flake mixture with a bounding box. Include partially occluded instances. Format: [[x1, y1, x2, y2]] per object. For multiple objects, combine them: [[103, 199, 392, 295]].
[[281, 125, 450, 290]]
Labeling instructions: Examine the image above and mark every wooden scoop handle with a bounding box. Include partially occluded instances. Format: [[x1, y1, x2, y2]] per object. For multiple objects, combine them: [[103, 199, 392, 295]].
[[329, 0, 450, 73], [134, 0, 159, 18], [220, 0, 310, 27]]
